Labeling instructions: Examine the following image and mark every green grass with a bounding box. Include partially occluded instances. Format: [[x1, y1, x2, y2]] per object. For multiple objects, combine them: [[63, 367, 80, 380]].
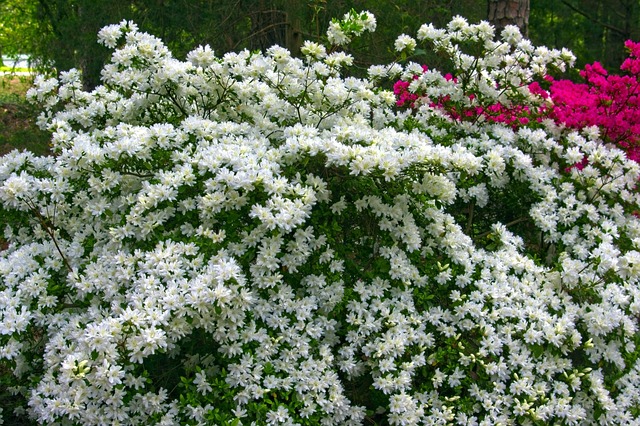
[[0, 66, 33, 73], [0, 74, 51, 156]]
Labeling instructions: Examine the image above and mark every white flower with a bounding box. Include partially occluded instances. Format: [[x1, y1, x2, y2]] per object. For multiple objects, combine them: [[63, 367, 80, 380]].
[[417, 23, 445, 41], [394, 34, 417, 53], [301, 41, 327, 60], [266, 405, 290, 424], [360, 11, 377, 32], [97, 23, 123, 48], [193, 370, 213, 395], [501, 25, 523, 44], [186, 45, 216, 68], [330, 196, 347, 214], [327, 22, 350, 46], [325, 52, 354, 68]]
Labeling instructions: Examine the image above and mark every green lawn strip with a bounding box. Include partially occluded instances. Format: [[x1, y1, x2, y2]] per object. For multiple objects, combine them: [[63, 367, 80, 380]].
[[0, 75, 51, 156]]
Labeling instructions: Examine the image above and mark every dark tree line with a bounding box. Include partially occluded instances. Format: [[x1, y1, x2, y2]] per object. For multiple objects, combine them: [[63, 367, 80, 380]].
[[531, 0, 640, 71], [1, 0, 639, 88]]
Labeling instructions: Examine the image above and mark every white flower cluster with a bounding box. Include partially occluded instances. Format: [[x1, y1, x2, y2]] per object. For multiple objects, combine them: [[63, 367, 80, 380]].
[[327, 9, 377, 47], [409, 15, 576, 109], [1, 12, 640, 426]]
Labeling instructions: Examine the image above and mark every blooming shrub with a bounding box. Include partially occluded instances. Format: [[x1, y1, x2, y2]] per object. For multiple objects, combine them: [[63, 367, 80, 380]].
[[548, 40, 640, 163], [395, 35, 640, 166], [393, 69, 548, 128], [2, 13, 640, 426]]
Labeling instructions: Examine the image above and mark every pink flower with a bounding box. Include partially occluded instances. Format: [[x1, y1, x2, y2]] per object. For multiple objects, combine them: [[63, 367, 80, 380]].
[[393, 41, 640, 167], [549, 45, 640, 163]]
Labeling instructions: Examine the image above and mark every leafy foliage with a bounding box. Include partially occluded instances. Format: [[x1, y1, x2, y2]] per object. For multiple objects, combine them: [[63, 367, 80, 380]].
[[1, 13, 640, 426]]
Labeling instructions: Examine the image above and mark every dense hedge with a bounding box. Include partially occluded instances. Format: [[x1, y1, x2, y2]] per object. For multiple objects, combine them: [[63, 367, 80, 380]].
[[1, 13, 640, 425]]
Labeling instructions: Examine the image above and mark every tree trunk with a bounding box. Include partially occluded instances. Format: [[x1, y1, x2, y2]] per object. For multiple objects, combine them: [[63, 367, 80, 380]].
[[283, 0, 302, 57], [487, 0, 530, 38]]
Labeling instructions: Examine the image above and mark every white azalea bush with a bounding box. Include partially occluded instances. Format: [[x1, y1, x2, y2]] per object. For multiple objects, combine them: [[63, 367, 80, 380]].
[[2, 11, 640, 425]]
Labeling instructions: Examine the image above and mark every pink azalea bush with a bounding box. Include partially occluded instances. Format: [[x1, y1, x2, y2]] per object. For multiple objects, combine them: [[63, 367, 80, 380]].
[[394, 39, 640, 165], [549, 40, 640, 162], [394, 72, 550, 128], [2, 13, 640, 426]]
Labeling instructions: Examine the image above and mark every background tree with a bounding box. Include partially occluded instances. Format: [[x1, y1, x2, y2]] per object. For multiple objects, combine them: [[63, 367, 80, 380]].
[[530, 0, 640, 70], [487, 0, 530, 36], [4, 0, 640, 88], [10, 0, 487, 88], [0, 0, 46, 65], [33, 0, 135, 89]]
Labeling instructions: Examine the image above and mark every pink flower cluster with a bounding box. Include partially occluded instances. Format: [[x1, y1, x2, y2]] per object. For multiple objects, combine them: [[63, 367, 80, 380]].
[[549, 40, 640, 162], [392, 65, 428, 108], [393, 72, 545, 128], [465, 99, 538, 127], [394, 41, 640, 163], [393, 70, 549, 129]]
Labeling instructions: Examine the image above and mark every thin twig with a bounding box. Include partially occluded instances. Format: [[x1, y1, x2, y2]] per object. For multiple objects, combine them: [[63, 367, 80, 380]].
[[476, 216, 529, 239], [25, 198, 73, 273], [560, 0, 628, 36], [466, 202, 475, 235]]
